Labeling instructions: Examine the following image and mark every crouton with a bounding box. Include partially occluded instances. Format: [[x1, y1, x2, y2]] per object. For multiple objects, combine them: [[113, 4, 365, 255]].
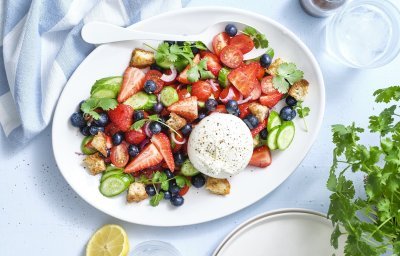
[[205, 177, 231, 195], [166, 113, 187, 131], [266, 58, 284, 76], [91, 132, 108, 156], [127, 182, 148, 203], [288, 79, 309, 101], [83, 153, 106, 175], [249, 102, 269, 123], [130, 48, 155, 68]]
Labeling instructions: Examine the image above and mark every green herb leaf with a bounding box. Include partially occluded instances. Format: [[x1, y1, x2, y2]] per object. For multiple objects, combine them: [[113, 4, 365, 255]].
[[152, 171, 161, 183], [272, 76, 289, 94], [131, 119, 147, 130], [243, 26, 269, 49], [161, 181, 169, 191], [148, 114, 160, 121], [150, 191, 164, 207], [373, 86, 400, 103], [80, 98, 117, 120], [265, 47, 275, 58], [194, 41, 207, 50], [187, 65, 200, 83], [153, 42, 193, 71], [272, 62, 304, 94], [175, 176, 187, 188]]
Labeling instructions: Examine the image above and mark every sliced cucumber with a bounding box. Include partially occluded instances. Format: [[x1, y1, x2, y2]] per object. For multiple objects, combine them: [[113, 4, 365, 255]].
[[218, 67, 230, 88], [105, 166, 123, 172], [124, 92, 157, 110], [99, 174, 131, 197], [91, 88, 118, 99], [90, 76, 122, 94], [198, 101, 205, 108], [160, 86, 179, 107], [81, 136, 96, 155], [181, 159, 200, 176], [267, 111, 282, 131], [101, 169, 124, 182], [267, 126, 280, 151], [276, 121, 295, 150]]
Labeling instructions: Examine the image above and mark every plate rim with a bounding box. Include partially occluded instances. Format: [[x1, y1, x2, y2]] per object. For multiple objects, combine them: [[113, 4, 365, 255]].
[[213, 208, 330, 256], [52, 6, 325, 226]]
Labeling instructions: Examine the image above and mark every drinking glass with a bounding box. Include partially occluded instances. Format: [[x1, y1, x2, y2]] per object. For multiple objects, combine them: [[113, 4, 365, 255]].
[[130, 240, 182, 256]]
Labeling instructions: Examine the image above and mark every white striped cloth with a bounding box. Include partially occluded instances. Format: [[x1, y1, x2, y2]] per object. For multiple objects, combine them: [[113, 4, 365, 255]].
[[0, 0, 186, 144]]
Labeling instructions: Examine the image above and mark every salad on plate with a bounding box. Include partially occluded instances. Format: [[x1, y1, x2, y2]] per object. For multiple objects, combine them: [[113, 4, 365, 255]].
[[69, 23, 310, 207]]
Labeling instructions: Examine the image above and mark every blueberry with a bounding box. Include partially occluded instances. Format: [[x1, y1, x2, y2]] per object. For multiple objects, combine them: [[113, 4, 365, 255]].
[[177, 41, 185, 46], [226, 100, 238, 114], [280, 106, 296, 121], [70, 112, 86, 128], [163, 190, 172, 200], [112, 132, 124, 145], [196, 112, 207, 122], [89, 126, 101, 135], [260, 54, 272, 68], [80, 126, 91, 136], [169, 184, 180, 194], [150, 63, 164, 72], [285, 96, 298, 107], [243, 114, 259, 129], [164, 169, 175, 179], [144, 80, 157, 94], [170, 195, 184, 206], [128, 144, 139, 157], [191, 46, 199, 55], [145, 185, 156, 196], [153, 102, 163, 113], [232, 109, 241, 117], [225, 24, 238, 37], [93, 112, 109, 127], [174, 152, 185, 166], [192, 174, 206, 188], [260, 128, 268, 140], [133, 110, 145, 121], [205, 98, 218, 112], [165, 40, 175, 46], [149, 121, 162, 134], [180, 124, 192, 136]]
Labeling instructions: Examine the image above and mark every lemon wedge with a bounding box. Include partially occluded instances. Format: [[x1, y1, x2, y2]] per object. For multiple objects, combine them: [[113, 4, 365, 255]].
[[86, 224, 130, 256]]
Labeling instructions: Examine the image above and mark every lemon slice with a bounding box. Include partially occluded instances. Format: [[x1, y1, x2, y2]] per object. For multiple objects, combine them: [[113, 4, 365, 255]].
[[86, 224, 130, 256]]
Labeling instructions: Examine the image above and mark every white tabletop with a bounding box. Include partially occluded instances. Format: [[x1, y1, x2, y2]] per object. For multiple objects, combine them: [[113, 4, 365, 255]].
[[1, 0, 399, 255]]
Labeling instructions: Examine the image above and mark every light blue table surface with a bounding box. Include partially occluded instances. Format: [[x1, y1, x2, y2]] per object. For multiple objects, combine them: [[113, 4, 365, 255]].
[[1, 1, 399, 255]]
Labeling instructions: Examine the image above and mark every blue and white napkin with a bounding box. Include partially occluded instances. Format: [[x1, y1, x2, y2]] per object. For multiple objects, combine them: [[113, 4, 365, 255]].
[[0, 0, 187, 144]]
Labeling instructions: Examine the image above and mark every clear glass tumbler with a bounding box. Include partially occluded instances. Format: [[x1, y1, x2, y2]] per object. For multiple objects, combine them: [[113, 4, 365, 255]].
[[325, 0, 400, 68], [130, 240, 182, 256]]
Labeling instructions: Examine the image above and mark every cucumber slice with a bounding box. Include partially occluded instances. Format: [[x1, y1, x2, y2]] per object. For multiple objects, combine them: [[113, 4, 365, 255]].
[[90, 76, 122, 94], [198, 101, 205, 108], [101, 170, 124, 182], [218, 67, 231, 88], [276, 121, 295, 150], [124, 92, 157, 110], [181, 159, 200, 176], [99, 174, 131, 197], [160, 86, 179, 107], [267, 111, 282, 131], [91, 88, 118, 99], [81, 136, 96, 155], [105, 166, 123, 172], [267, 126, 280, 151]]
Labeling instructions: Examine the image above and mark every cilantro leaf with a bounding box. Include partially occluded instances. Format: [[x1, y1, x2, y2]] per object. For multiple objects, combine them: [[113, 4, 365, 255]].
[[187, 65, 200, 83], [265, 47, 274, 58], [373, 86, 400, 103], [97, 98, 118, 111], [175, 176, 187, 188], [272, 62, 304, 93], [194, 41, 207, 50], [80, 98, 117, 120], [272, 76, 289, 93], [243, 26, 269, 49], [150, 191, 164, 207], [131, 119, 147, 130], [152, 42, 193, 71], [187, 58, 215, 83]]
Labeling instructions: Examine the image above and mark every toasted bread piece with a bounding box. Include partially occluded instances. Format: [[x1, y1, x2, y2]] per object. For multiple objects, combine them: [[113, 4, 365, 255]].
[[83, 153, 106, 175], [91, 132, 108, 156], [288, 79, 309, 101], [166, 113, 187, 131], [127, 182, 148, 203], [130, 48, 155, 68], [249, 102, 269, 123], [266, 58, 284, 76], [205, 177, 231, 195]]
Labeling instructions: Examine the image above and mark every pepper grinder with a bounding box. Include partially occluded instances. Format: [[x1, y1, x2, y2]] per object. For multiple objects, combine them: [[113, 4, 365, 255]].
[[300, 0, 348, 17]]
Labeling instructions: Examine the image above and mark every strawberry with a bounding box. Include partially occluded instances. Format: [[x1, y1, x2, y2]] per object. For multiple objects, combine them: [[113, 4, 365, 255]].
[[117, 67, 146, 103], [249, 146, 272, 168], [249, 79, 262, 100], [259, 92, 283, 108], [251, 119, 268, 137], [124, 143, 163, 173], [213, 105, 227, 113], [228, 67, 255, 97], [177, 54, 200, 84], [105, 123, 120, 136], [243, 62, 265, 80], [108, 104, 134, 132], [238, 102, 251, 119], [168, 96, 198, 121], [191, 81, 212, 101], [105, 135, 113, 148], [151, 133, 175, 172], [178, 185, 190, 196], [260, 76, 277, 94], [200, 51, 222, 76], [125, 128, 147, 145]]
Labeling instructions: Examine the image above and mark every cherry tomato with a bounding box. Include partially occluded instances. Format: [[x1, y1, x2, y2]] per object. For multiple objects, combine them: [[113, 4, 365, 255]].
[[229, 34, 254, 54], [191, 81, 212, 101], [260, 76, 277, 94], [110, 144, 129, 168], [178, 185, 190, 196], [220, 45, 243, 68], [212, 32, 230, 56], [144, 70, 164, 93]]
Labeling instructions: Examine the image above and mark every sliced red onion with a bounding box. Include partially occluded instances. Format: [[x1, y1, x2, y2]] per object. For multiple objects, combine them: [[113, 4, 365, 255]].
[[176, 84, 184, 90], [208, 79, 219, 91], [139, 138, 150, 150], [171, 132, 186, 145], [219, 87, 234, 103], [237, 95, 253, 104], [160, 66, 177, 82], [157, 93, 162, 102], [144, 122, 152, 137]]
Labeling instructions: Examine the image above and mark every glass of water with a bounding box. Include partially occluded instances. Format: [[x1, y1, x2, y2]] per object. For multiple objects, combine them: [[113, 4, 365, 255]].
[[130, 240, 182, 256], [325, 0, 400, 68]]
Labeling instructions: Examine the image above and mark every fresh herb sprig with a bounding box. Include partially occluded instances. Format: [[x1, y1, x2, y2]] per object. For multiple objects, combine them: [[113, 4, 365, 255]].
[[272, 62, 304, 94], [294, 101, 310, 132], [187, 58, 215, 83], [80, 98, 117, 120], [327, 86, 400, 256], [243, 26, 269, 49], [131, 114, 182, 137]]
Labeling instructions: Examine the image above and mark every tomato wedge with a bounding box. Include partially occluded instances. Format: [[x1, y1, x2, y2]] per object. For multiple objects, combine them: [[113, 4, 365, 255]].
[[144, 70, 164, 93], [110, 144, 129, 168], [220, 45, 243, 69], [212, 32, 230, 56], [229, 34, 254, 54]]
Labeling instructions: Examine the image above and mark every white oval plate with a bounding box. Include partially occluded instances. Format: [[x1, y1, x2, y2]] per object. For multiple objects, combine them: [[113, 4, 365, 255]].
[[214, 209, 344, 256], [52, 7, 325, 226]]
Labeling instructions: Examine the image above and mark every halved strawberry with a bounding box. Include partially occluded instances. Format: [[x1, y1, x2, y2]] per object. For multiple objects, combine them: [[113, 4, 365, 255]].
[[244, 62, 265, 80], [144, 70, 164, 93], [261, 76, 277, 94], [212, 32, 230, 56], [249, 146, 272, 168], [228, 67, 255, 97], [125, 128, 147, 145], [249, 79, 262, 100], [108, 104, 134, 132], [124, 143, 163, 173], [238, 102, 251, 119], [117, 67, 146, 103], [168, 96, 198, 121], [200, 51, 222, 76], [259, 92, 283, 108], [177, 54, 200, 84], [191, 81, 212, 101], [229, 34, 254, 54], [251, 119, 267, 137], [105, 135, 113, 148], [151, 133, 175, 172], [105, 123, 120, 136]]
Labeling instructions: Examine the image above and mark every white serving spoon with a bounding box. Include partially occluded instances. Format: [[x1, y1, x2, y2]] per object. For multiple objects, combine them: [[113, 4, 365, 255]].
[[81, 21, 266, 60]]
